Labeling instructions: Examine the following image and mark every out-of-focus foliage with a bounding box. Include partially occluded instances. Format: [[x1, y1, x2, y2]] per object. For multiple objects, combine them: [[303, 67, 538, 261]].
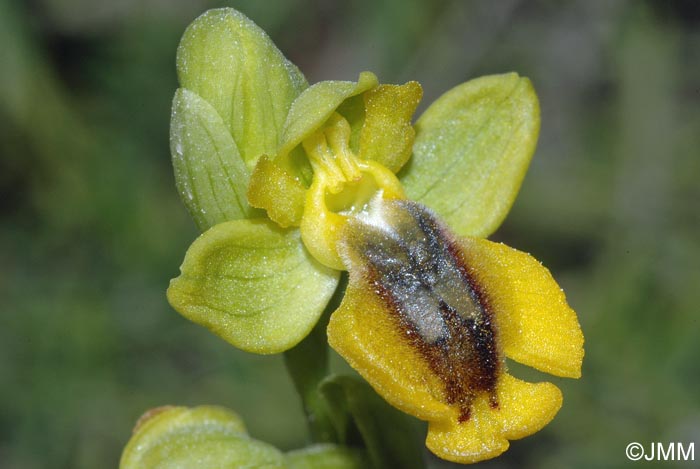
[[1, 1, 698, 468]]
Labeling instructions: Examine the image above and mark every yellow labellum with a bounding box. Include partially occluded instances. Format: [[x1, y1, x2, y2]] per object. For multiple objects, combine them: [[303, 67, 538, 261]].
[[327, 198, 583, 463]]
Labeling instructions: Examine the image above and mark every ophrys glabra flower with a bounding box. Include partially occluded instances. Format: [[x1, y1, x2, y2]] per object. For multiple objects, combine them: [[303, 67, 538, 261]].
[[164, 7, 584, 464]]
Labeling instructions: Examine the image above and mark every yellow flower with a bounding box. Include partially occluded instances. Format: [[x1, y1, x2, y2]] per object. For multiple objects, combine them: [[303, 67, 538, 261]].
[[164, 7, 584, 464]]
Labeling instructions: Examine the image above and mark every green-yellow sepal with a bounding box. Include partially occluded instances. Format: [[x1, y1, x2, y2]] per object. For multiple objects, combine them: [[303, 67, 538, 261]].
[[170, 8, 308, 230], [177, 7, 307, 169], [401, 73, 540, 237], [167, 219, 339, 354], [170, 88, 253, 230]]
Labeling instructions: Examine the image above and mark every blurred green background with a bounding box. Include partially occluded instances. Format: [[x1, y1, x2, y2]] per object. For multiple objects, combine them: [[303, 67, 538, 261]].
[[1, 0, 699, 467]]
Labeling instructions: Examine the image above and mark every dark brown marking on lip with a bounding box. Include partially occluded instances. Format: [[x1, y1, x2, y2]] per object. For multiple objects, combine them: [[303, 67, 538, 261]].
[[345, 199, 501, 422]]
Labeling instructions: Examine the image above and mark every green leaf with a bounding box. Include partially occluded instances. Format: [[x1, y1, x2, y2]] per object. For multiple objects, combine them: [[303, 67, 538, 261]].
[[177, 7, 307, 169], [287, 444, 367, 469], [167, 219, 340, 354], [320, 375, 425, 469], [279, 72, 378, 157], [120, 406, 286, 469], [170, 88, 254, 231], [400, 73, 540, 237]]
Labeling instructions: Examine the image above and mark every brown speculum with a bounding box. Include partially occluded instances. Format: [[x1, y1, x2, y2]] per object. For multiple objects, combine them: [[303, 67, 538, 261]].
[[342, 199, 501, 422]]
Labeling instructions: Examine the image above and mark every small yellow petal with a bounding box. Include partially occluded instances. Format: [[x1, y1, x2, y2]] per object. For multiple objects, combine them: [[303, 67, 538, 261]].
[[247, 155, 307, 227], [360, 81, 422, 173], [457, 237, 585, 378]]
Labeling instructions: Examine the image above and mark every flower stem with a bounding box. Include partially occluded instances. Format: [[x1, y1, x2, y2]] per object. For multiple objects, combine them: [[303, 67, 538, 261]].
[[283, 273, 348, 443]]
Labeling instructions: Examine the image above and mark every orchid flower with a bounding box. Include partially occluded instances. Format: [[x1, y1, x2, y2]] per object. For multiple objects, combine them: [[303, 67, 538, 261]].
[[124, 8, 585, 466]]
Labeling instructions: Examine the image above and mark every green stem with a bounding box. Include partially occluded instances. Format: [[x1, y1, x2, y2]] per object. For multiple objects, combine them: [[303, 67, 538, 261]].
[[284, 273, 348, 443]]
